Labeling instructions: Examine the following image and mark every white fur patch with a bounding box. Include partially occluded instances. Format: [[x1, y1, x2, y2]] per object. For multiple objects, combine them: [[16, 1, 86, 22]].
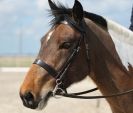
[[46, 30, 54, 43], [107, 19, 133, 70], [46, 21, 68, 43], [60, 21, 68, 25]]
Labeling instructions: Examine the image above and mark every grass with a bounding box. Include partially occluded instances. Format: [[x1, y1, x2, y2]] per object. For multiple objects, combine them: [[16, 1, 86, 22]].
[[0, 56, 35, 67]]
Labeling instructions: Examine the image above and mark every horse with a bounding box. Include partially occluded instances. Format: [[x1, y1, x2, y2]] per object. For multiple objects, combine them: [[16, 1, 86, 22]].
[[19, 0, 133, 113]]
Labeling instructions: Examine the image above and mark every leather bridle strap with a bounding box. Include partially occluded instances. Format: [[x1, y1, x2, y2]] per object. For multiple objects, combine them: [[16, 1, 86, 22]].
[[33, 59, 58, 78], [57, 88, 133, 99], [68, 87, 98, 95]]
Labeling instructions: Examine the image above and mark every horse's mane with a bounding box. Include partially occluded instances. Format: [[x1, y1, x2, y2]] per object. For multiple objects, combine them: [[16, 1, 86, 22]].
[[48, 2, 107, 30]]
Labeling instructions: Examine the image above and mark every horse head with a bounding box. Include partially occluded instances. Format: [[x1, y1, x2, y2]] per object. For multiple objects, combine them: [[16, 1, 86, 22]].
[[20, 0, 89, 110]]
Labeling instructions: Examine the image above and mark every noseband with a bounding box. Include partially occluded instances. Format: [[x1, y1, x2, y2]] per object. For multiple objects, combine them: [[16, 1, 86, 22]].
[[33, 17, 133, 99]]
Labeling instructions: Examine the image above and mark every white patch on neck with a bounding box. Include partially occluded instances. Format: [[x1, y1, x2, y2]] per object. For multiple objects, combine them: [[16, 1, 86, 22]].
[[46, 30, 54, 43], [107, 19, 133, 70]]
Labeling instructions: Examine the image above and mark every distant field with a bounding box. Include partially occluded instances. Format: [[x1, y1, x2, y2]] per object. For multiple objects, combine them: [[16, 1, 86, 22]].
[[0, 56, 35, 67]]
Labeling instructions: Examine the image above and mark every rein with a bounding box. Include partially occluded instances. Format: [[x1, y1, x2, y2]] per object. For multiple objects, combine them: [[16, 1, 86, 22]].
[[57, 88, 133, 99], [33, 17, 133, 99]]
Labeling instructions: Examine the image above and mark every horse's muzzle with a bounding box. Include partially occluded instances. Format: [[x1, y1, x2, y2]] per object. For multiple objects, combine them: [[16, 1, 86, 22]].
[[20, 91, 52, 109], [20, 91, 38, 109]]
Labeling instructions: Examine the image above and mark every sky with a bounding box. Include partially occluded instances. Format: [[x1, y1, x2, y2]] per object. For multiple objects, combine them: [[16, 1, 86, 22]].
[[0, 0, 132, 55]]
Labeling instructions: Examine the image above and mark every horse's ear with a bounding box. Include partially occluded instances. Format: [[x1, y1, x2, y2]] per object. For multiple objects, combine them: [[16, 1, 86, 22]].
[[72, 0, 84, 24], [48, 0, 58, 10]]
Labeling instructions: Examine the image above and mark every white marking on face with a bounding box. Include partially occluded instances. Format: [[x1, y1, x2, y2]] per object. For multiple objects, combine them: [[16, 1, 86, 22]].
[[107, 19, 133, 70], [60, 21, 68, 25], [46, 21, 68, 44], [46, 30, 54, 43]]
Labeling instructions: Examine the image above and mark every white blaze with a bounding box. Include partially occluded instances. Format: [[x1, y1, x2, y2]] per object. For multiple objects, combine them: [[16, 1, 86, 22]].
[[46, 21, 68, 43], [60, 21, 68, 25], [107, 19, 133, 70], [46, 30, 54, 43]]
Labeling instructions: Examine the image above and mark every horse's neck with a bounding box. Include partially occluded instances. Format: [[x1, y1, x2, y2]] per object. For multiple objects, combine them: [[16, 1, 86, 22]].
[[85, 18, 133, 85], [85, 18, 133, 113]]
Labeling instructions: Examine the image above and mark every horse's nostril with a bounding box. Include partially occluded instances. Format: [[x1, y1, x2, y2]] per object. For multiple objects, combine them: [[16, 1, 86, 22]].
[[20, 91, 38, 109], [23, 92, 34, 102]]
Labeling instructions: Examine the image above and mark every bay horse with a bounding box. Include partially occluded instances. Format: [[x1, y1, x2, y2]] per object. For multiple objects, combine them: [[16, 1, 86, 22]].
[[20, 0, 133, 113]]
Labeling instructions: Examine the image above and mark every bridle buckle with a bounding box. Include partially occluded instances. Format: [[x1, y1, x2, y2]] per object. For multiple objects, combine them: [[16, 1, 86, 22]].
[[52, 79, 66, 97]]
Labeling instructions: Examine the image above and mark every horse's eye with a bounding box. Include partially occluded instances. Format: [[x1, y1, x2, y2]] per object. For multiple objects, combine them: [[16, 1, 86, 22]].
[[60, 42, 72, 49]]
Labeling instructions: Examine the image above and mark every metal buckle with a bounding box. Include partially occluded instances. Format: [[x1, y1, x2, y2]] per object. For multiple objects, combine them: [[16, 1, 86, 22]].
[[52, 79, 65, 97], [77, 47, 80, 52], [73, 47, 80, 53]]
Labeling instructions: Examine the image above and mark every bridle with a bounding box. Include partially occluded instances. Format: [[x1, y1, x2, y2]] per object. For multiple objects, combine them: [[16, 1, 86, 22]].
[[33, 17, 133, 99]]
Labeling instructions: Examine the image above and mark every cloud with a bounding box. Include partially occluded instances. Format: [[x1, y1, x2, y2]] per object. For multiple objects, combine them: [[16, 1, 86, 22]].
[[0, 0, 15, 14], [1, 0, 132, 37], [36, 0, 49, 10], [0, 0, 132, 55], [82, 0, 132, 13], [80, 0, 132, 26]]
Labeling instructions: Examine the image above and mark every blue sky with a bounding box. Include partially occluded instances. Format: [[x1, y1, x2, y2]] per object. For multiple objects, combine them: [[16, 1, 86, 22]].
[[0, 0, 132, 55]]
